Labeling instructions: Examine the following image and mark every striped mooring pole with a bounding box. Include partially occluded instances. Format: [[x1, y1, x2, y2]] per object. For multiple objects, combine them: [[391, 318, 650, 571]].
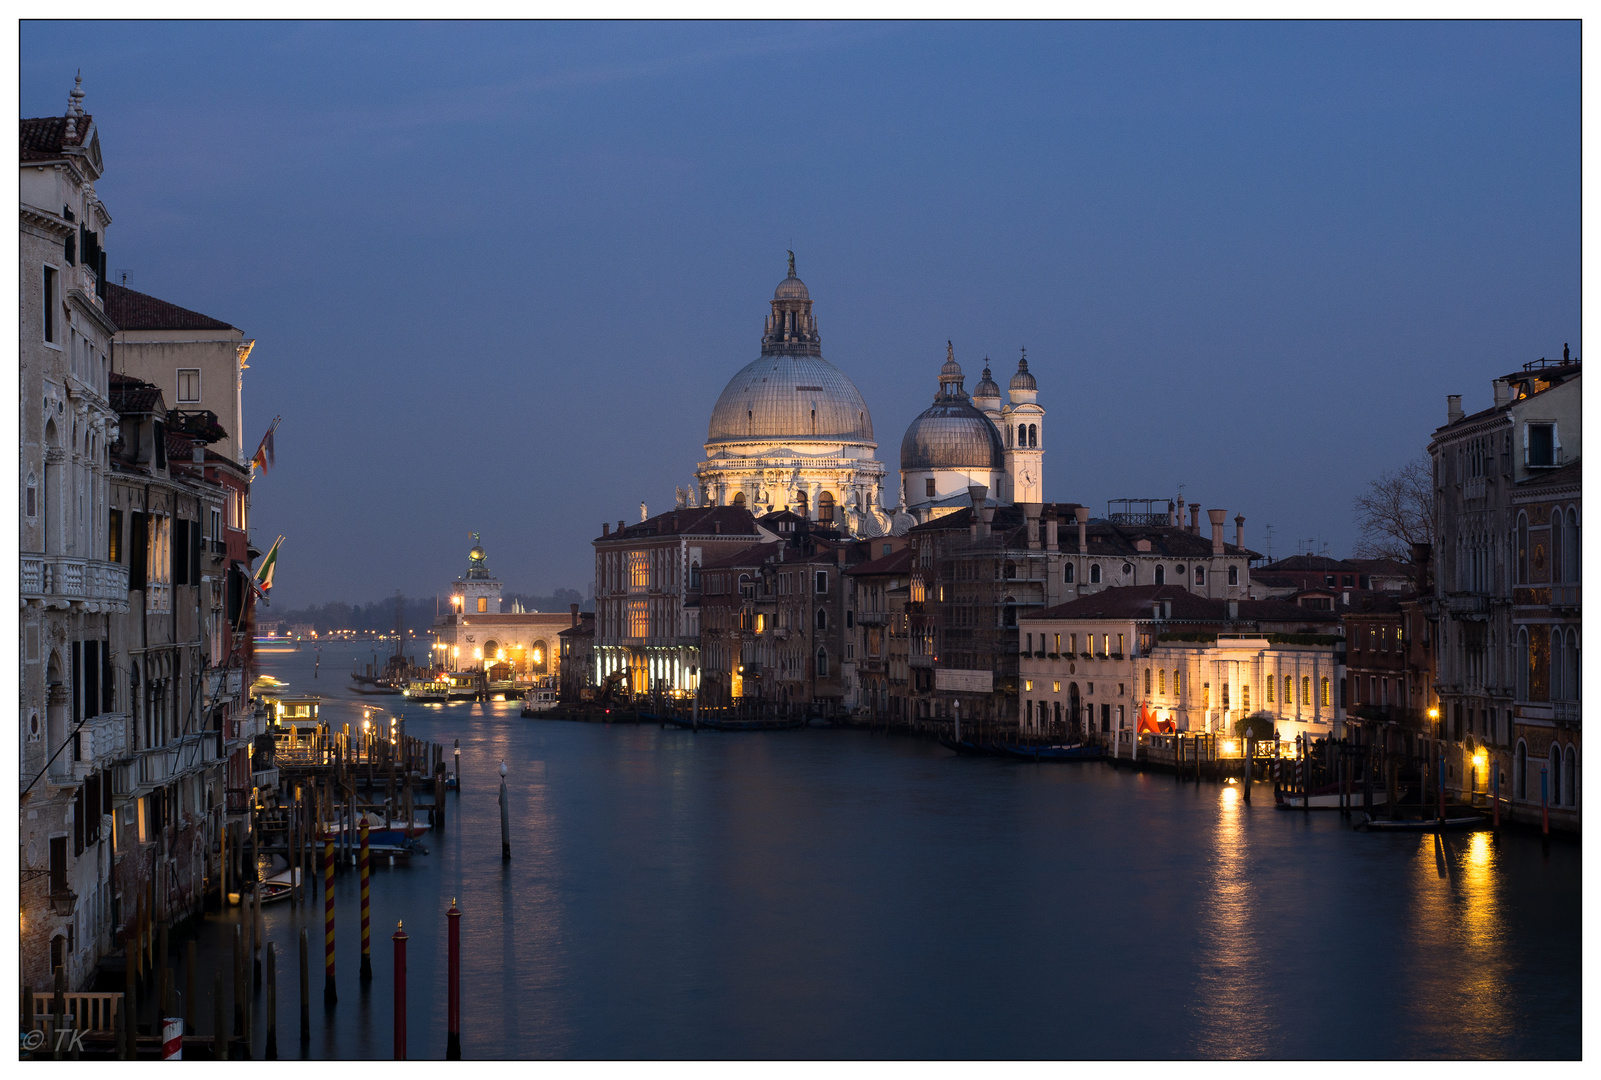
[[446, 900, 462, 1060], [359, 819, 372, 982], [323, 832, 337, 1005], [392, 921, 408, 1060]]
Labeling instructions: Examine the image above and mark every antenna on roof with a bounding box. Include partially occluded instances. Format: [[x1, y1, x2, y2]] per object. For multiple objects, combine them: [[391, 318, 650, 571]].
[[1264, 524, 1274, 562]]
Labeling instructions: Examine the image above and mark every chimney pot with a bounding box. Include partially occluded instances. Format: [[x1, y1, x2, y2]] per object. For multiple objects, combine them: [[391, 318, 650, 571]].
[[1447, 395, 1463, 424], [1208, 509, 1226, 555], [1227, 599, 1239, 620], [1234, 514, 1245, 550], [569, 602, 580, 628], [1074, 505, 1089, 554], [1045, 517, 1059, 550], [602, 523, 610, 537], [1188, 503, 1201, 534], [1492, 380, 1510, 409]]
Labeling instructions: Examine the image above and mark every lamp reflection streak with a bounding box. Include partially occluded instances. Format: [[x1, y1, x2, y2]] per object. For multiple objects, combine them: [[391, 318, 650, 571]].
[[1191, 786, 1274, 1058]]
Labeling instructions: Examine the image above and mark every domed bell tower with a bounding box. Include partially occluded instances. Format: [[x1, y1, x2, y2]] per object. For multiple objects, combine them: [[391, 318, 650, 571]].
[[762, 250, 821, 356], [454, 533, 503, 616], [1000, 349, 1043, 505]]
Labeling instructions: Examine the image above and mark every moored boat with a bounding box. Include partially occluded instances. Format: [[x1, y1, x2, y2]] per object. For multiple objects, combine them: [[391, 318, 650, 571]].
[[1000, 741, 1104, 761], [521, 688, 558, 716], [1356, 812, 1488, 832], [1274, 784, 1391, 810]]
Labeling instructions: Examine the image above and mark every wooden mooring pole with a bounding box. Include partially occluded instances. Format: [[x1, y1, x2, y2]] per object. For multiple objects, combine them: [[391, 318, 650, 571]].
[[265, 943, 278, 1060], [446, 900, 462, 1060], [298, 928, 310, 1046], [359, 819, 372, 982], [323, 832, 337, 1005], [392, 921, 408, 1060]]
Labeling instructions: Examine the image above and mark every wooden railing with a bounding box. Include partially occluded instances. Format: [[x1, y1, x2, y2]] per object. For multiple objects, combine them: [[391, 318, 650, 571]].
[[29, 991, 122, 1032]]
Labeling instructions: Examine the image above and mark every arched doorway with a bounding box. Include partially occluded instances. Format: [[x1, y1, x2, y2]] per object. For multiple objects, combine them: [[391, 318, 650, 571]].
[[531, 639, 549, 674]]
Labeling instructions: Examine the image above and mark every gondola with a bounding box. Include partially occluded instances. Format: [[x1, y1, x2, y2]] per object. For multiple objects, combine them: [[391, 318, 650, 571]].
[[1356, 812, 1488, 832], [998, 741, 1105, 761]]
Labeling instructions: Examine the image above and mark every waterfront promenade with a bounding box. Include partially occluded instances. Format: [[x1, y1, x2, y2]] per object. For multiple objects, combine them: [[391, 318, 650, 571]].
[[166, 643, 1581, 1059]]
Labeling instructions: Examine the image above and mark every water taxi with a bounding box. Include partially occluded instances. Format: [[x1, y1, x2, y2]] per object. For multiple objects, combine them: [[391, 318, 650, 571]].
[[521, 687, 558, 716]]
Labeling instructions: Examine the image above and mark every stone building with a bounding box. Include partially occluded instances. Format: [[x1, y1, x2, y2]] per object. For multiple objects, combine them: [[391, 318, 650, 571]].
[[592, 505, 770, 698], [105, 282, 255, 469], [1019, 586, 1343, 748], [697, 541, 776, 706], [1428, 354, 1580, 818], [845, 545, 915, 721], [431, 538, 570, 679]]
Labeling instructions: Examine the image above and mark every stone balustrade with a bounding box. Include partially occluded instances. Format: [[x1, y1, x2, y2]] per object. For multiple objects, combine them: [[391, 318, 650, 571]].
[[19, 554, 129, 612]]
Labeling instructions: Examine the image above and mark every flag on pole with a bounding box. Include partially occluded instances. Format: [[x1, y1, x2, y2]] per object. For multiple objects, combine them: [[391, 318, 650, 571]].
[[250, 416, 281, 479], [254, 535, 283, 597]]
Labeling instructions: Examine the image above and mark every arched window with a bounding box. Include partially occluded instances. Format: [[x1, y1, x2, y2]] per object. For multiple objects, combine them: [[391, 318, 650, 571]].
[[1064, 563, 1075, 584], [1320, 677, 1330, 707], [1571, 628, 1580, 701], [1516, 512, 1529, 584], [1515, 627, 1530, 699], [1089, 564, 1101, 584], [1194, 566, 1206, 586], [1551, 506, 1564, 584], [1159, 669, 1166, 695], [1018, 424, 1027, 447], [1266, 675, 1274, 703], [1302, 676, 1311, 705], [816, 608, 827, 631], [532, 640, 549, 672], [690, 561, 701, 589], [1563, 745, 1576, 807], [732, 491, 746, 508], [1228, 565, 1239, 586], [1144, 668, 1152, 695], [816, 647, 829, 678], [1003, 596, 1017, 627], [1515, 740, 1528, 800], [1551, 628, 1566, 700], [1028, 424, 1037, 447], [1004, 560, 1017, 580], [1566, 507, 1580, 583], [795, 490, 809, 516], [25, 471, 36, 519], [1154, 565, 1165, 585], [1549, 745, 1562, 806], [818, 490, 835, 522]]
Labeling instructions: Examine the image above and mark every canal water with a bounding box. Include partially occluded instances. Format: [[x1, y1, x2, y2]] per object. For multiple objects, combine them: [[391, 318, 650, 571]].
[[201, 641, 1580, 1059]]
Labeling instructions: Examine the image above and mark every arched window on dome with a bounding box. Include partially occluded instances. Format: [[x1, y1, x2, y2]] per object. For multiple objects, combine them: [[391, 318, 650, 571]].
[[811, 409, 817, 435], [732, 491, 746, 508], [818, 491, 835, 522], [1028, 424, 1037, 448]]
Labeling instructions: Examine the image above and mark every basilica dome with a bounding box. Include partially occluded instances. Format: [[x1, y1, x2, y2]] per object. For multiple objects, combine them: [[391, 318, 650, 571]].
[[707, 354, 875, 445]]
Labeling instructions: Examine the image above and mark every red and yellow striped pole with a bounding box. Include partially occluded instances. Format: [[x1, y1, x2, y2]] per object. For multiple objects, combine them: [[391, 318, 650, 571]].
[[323, 831, 337, 1004], [359, 819, 372, 981]]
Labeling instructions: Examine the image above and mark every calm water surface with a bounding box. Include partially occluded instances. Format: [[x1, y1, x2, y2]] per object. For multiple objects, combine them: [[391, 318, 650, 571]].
[[206, 642, 1580, 1059]]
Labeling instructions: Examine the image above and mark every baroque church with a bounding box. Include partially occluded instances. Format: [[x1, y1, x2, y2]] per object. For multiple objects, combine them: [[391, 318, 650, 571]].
[[691, 255, 1044, 531]]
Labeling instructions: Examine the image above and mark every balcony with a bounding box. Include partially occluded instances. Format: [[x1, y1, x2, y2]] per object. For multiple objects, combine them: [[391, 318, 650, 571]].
[[1462, 477, 1487, 500], [1553, 701, 1580, 726], [71, 713, 128, 781], [857, 610, 888, 626], [19, 555, 129, 612], [1444, 593, 1490, 620]]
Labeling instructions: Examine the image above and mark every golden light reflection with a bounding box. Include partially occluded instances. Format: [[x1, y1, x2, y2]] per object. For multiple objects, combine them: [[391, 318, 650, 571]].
[[1192, 784, 1270, 1058], [1398, 830, 1511, 1055]]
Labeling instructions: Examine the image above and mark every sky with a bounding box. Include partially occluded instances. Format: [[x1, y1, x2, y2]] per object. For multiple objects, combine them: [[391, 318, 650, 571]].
[[21, 21, 1580, 609]]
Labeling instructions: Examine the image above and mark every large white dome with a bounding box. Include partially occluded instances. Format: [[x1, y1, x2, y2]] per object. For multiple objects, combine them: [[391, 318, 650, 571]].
[[707, 353, 875, 446]]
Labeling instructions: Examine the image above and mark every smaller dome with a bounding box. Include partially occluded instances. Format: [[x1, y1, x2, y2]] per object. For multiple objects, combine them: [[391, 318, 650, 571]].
[[974, 363, 1000, 399], [1010, 353, 1037, 392], [774, 273, 810, 301]]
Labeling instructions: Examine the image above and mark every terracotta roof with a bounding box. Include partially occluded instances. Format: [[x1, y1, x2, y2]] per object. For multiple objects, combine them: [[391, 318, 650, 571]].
[[1023, 584, 1338, 628], [104, 282, 236, 332], [109, 372, 164, 415], [20, 114, 91, 161], [1257, 554, 1357, 573], [700, 541, 780, 571], [912, 504, 1258, 559], [1515, 459, 1582, 491], [596, 505, 761, 543], [846, 547, 914, 576]]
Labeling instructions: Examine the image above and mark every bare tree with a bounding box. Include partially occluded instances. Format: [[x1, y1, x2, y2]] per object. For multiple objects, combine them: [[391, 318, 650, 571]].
[[1352, 455, 1435, 561]]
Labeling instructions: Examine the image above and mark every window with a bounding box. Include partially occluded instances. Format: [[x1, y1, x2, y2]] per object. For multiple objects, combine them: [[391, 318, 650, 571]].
[[1283, 675, 1292, 705], [1515, 512, 1529, 584], [1203, 683, 1210, 709], [1018, 424, 1027, 446], [846, 610, 854, 629], [1302, 676, 1311, 705], [1243, 684, 1250, 712], [816, 608, 827, 631], [1028, 424, 1037, 447], [1064, 563, 1075, 584], [1228, 565, 1239, 586], [1052, 681, 1060, 693], [816, 647, 829, 678], [477, 597, 488, 613], [26, 473, 37, 519], [1320, 677, 1330, 707], [925, 478, 936, 498], [1144, 668, 1152, 695], [108, 508, 121, 562], [815, 571, 828, 594], [1159, 669, 1166, 696], [1194, 566, 1206, 586], [1089, 564, 1101, 584], [818, 491, 835, 522], [1025, 680, 1033, 692], [177, 368, 201, 403], [43, 266, 58, 343], [1265, 675, 1273, 703], [1525, 422, 1558, 468], [1154, 565, 1165, 585]]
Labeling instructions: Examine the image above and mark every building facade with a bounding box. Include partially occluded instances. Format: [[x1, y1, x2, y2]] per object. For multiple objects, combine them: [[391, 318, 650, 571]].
[[1428, 356, 1580, 818], [431, 538, 570, 678]]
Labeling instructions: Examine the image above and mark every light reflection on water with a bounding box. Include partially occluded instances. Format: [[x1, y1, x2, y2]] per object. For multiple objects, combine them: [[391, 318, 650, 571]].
[[195, 643, 1579, 1059]]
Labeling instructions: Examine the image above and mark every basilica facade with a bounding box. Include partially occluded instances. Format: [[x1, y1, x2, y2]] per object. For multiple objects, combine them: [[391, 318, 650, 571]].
[[693, 257, 1045, 533]]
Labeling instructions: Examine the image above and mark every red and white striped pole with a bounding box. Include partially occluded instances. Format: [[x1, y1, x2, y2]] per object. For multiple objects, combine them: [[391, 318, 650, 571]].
[[323, 832, 337, 1004], [162, 1017, 183, 1059], [392, 921, 408, 1060]]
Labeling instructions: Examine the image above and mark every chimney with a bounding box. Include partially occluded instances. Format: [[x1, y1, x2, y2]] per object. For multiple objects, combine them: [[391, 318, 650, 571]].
[[1024, 502, 1042, 550], [1045, 516, 1059, 550], [837, 546, 848, 567], [1188, 504, 1201, 534], [1074, 506, 1089, 554], [1492, 380, 1510, 408], [1208, 509, 1226, 555], [602, 523, 610, 537], [618, 520, 625, 534], [1153, 601, 1164, 622], [192, 441, 205, 464], [1234, 514, 1245, 550], [1227, 599, 1239, 620], [979, 503, 996, 540], [1162, 598, 1172, 620], [1168, 501, 1178, 527], [1447, 395, 1463, 424], [569, 602, 580, 628]]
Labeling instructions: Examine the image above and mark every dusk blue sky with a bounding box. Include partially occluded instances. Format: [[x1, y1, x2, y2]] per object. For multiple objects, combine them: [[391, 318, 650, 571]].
[[22, 21, 1580, 609]]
